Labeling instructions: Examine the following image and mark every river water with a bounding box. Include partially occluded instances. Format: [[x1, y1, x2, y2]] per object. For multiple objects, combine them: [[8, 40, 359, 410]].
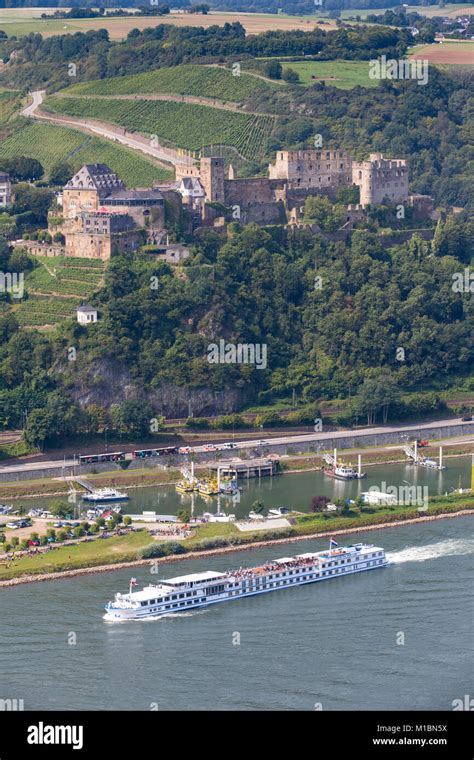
[[1, 512, 473, 710], [30, 454, 473, 520]]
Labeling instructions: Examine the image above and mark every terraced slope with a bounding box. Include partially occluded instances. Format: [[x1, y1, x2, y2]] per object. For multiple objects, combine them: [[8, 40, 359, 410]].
[[0, 122, 172, 185], [14, 256, 105, 328], [45, 96, 275, 160], [62, 64, 271, 102]]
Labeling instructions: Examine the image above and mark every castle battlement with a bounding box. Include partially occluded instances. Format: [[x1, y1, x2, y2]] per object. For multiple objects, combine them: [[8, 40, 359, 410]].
[[268, 149, 353, 189], [353, 154, 409, 207]]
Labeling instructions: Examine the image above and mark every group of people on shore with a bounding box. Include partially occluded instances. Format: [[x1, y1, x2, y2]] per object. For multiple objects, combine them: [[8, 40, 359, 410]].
[[151, 524, 192, 539]]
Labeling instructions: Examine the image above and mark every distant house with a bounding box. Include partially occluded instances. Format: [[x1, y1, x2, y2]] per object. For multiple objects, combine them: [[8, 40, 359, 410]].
[[76, 304, 98, 325], [0, 171, 11, 208]]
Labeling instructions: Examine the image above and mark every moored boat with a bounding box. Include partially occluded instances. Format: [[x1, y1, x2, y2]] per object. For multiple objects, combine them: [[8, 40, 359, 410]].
[[82, 488, 129, 503], [323, 449, 366, 480]]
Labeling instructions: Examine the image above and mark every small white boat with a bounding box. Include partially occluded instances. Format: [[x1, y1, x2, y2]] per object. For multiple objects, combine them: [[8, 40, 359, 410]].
[[418, 458, 445, 470], [82, 488, 129, 503], [248, 510, 265, 521], [267, 507, 290, 519]]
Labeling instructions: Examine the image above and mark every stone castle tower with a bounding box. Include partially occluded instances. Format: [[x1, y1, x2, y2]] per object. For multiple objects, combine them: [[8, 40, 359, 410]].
[[353, 153, 408, 207], [200, 157, 225, 203]]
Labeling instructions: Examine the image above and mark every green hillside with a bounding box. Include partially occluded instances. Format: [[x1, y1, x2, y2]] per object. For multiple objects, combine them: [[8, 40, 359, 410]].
[[0, 121, 173, 186], [14, 256, 105, 328], [280, 60, 378, 89], [63, 64, 270, 102], [0, 88, 21, 122], [45, 97, 275, 160]]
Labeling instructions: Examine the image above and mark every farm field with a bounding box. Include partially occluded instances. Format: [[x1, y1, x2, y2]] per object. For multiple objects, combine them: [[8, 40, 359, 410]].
[[340, 4, 474, 18], [410, 41, 474, 65], [63, 63, 272, 103], [280, 60, 378, 88], [0, 121, 172, 185], [0, 10, 335, 40], [14, 256, 105, 328], [45, 96, 275, 160]]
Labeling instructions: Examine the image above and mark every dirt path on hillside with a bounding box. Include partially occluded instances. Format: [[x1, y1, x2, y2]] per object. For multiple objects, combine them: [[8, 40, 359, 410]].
[[21, 91, 192, 171]]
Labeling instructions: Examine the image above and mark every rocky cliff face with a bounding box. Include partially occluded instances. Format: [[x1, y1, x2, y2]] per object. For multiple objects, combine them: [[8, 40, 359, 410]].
[[63, 357, 248, 417]]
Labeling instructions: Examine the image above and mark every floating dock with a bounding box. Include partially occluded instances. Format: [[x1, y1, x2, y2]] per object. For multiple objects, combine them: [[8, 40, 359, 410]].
[[209, 458, 277, 479]]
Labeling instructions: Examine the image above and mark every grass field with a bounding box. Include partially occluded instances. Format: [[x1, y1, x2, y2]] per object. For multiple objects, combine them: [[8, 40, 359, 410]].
[[0, 10, 335, 40], [0, 121, 172, 185], [64, 63, 272, 102], [0, 494, 472, 581], [45, 96, 275, 160], [13, 256, 106, 328], [0, 531, 153, 580], [281, 59, 378, 88]]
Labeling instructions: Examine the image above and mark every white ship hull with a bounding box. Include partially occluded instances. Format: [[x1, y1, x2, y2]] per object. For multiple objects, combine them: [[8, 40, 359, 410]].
[[83, 491, 129, 503], [104, 544, 388, 622]]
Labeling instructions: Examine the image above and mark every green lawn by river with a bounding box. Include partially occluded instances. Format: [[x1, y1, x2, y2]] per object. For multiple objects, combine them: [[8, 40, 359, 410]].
[[1, 493, 472, 582]]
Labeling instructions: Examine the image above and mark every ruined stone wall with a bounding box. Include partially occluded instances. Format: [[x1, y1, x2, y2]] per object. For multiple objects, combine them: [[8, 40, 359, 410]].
[[223, 178, 276, 206], [268, 149, 353, 190], [65, 232, 112, 260], [240, 201, 286, 225]]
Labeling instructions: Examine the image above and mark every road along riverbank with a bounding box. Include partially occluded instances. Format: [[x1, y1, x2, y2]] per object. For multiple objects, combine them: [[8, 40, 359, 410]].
[[0, 442, 472, 500]]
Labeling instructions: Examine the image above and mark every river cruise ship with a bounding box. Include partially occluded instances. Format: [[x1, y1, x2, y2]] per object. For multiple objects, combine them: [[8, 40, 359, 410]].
[[104, 542, 388, 621]]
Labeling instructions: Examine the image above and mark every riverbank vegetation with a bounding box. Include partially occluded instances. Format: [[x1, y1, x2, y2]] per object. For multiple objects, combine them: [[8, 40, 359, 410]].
[[1, 218, 472, 445], [0, 494, 472, 582]]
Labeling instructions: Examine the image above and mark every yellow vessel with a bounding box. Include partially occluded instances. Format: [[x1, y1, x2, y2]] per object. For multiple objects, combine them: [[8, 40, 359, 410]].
[[175, 463, 200, 494], [198, 479, 220, 496], [176, 481, 198, 494]]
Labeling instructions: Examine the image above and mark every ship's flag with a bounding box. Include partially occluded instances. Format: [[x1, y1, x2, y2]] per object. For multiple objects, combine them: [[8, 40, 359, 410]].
[[330, 538, 338, 547]]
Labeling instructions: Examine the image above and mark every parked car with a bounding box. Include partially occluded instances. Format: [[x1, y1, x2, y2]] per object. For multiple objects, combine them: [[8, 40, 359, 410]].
[[461, 415, 472, 422], [6, 522, 18, 529]]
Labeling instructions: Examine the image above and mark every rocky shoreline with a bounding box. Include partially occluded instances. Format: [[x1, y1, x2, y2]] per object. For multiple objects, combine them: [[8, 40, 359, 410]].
[[1, 508, 472, 588]]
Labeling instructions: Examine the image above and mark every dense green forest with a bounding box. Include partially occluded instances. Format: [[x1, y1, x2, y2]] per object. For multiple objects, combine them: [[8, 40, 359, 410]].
[[0, 23, 408, 90], [0, 216, 473, 442]]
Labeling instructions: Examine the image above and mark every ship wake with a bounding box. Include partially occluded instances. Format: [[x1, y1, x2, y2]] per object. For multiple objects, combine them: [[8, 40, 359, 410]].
[[387, 538, 474, 565]]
